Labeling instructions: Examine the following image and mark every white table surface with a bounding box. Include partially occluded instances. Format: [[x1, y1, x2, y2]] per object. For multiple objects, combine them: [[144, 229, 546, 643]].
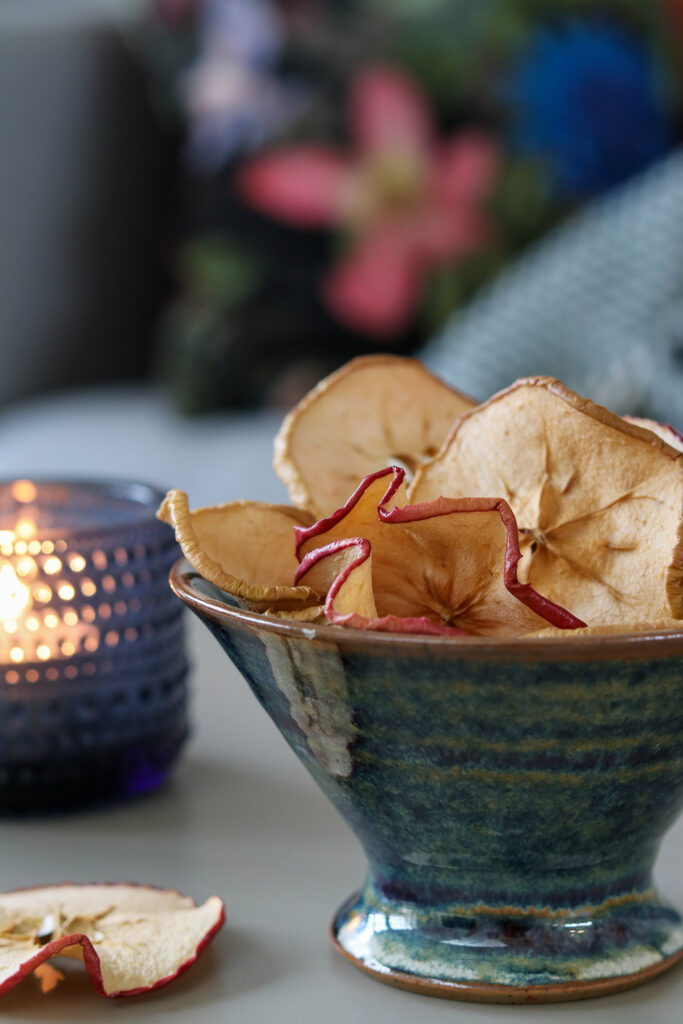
[[0, 385, 681, 1022]]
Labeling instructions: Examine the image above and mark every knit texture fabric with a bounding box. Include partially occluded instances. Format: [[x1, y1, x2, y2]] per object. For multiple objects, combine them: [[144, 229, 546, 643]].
[[420, 150, 683, 424]]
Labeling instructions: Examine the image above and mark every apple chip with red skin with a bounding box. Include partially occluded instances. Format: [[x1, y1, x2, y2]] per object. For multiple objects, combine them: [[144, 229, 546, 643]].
[[295, 467, 584, 637], [158, 490, 323, 618], [411, 377, 683, 626], [0, 884, 224, 999], [274, 354, 475, 517]]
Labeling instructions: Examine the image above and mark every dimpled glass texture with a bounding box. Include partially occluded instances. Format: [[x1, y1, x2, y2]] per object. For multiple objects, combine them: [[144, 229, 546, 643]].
[[0, 480, 187, 813]]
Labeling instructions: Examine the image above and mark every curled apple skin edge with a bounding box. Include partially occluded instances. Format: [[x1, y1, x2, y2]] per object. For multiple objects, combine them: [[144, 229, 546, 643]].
[[295, 467, 586, 635]]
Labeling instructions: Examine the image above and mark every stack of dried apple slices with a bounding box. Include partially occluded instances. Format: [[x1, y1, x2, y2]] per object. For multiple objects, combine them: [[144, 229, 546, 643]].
[[160, 356, 683, 638]]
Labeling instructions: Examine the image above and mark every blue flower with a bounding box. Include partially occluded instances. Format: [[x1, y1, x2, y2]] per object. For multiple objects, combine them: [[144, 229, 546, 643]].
[[198, 0, 283, 67], [505, 21, 673, 197], [180, 0, 308, 173]]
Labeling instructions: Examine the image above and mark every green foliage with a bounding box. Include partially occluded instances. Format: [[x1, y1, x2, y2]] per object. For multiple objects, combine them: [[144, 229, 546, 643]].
[[178, 236, 263, 310], [155, 301, 235, 414], [491, 158, 559, 248]]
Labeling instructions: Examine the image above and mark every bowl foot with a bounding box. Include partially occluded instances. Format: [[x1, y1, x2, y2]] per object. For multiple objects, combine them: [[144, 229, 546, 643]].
[[331, 885, 683, 1003]]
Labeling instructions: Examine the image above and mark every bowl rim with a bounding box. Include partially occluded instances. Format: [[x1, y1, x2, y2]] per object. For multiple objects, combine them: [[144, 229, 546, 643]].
[[170, 559, 683, 659]]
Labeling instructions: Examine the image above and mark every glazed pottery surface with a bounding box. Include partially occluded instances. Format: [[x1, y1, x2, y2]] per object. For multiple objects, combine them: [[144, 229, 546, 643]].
[[171, 562, 683, 1003]]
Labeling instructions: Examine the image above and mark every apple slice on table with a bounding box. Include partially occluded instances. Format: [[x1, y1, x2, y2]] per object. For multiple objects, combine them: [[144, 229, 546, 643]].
[[274, 354, 474, 518], [411, 377, 683, 626], [0, 884, 224, 999], [158, 490, 324, 619], [295, 467, 584, 637]]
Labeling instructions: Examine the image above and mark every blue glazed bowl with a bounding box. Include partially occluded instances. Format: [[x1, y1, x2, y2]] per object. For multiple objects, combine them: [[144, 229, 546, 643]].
[[171, 562, 683, 1003]]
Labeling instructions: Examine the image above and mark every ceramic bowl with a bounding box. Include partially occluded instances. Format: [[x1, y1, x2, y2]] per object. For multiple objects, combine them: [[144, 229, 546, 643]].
[[171, 561, 683, 1003]]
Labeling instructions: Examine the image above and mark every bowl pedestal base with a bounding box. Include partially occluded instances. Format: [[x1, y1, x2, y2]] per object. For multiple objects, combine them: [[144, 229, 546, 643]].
[[331, 883, 683, 1003]]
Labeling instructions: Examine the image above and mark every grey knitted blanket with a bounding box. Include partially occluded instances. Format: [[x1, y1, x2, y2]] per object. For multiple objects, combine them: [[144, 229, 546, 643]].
[[420, 149, 683, 426]]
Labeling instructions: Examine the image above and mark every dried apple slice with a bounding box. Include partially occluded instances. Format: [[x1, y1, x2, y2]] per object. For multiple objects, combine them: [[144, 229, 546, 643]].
[[622, 416, 683, 452], [298, 538, 382, 625], [0, 884, 224, 999], [295, 467, 584, 637], [158, 490, 321, 614], [274, 354, 475, 517], [526, 619, 683, 638], [411, 377, 683, 625]]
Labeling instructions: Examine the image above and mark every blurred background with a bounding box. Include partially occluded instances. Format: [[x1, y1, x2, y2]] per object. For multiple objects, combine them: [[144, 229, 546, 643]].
[[1, 5, 682, 1010], [2, 0, 682, 422]]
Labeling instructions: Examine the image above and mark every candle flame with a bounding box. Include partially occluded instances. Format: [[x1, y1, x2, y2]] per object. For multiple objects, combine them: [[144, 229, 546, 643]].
[[0, 513, 100, 665], [0, 563, 31, 622]]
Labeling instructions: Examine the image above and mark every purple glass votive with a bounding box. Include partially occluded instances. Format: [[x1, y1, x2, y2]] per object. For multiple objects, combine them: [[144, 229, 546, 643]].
[[0, 479, 188, 813]]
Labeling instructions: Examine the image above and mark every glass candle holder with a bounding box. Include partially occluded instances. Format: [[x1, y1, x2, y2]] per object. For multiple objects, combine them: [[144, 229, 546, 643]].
[[0, 479, 188, 813]]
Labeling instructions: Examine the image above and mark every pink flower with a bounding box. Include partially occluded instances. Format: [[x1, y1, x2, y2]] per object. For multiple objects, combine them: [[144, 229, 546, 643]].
[[238, 66, 499, 337], [154, 0, 199, 25]]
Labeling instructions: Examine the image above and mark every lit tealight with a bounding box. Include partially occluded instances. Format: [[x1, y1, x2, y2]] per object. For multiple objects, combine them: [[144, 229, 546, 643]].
[[36, 645, 51, 661], [43, 613, 59, 629], [60, 641, 76, 657], [58, 583, 76, 601], [25, 617, 40, 633], [9, 648, 24, 663], [68, 555, 86, 573], [43, 557, 62, 575], [63, 610, 78, 627], [33, 584, 52, 604]]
